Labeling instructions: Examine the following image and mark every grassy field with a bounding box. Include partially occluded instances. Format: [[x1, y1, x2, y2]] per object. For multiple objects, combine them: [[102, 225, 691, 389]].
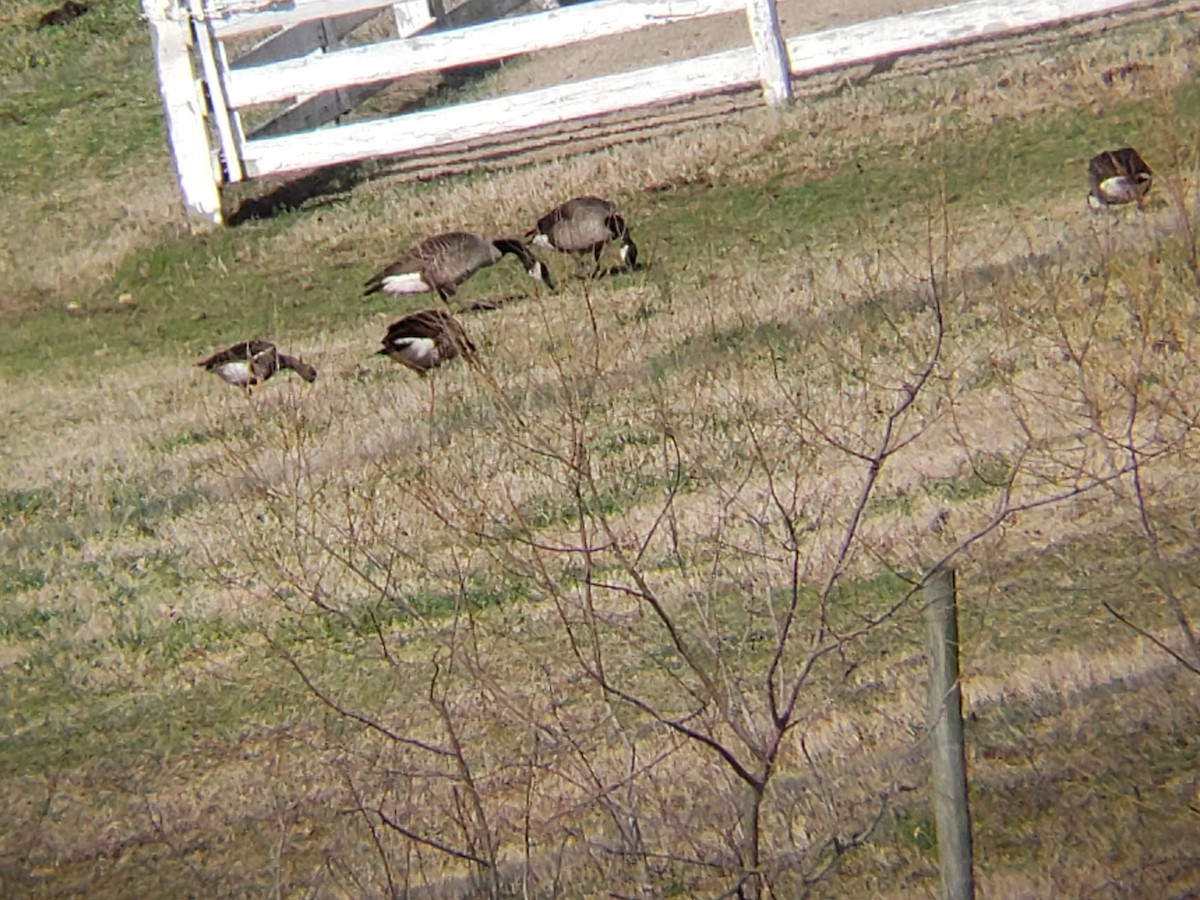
[[3, 2, 1200, 897]]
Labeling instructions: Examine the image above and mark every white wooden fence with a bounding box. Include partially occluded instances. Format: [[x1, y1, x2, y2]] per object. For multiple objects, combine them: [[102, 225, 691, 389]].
[[144, 0, 1167, 225]]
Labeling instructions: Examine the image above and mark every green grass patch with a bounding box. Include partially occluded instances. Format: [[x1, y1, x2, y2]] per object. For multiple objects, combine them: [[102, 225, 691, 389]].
[[958, 529, 1195, 659], [646, 76, 1199, 280], [0, 563, 47, 598], [0, 602, 58, 640], [0, 1, 164, 188], [270, 572, 539, 637], [648, 319, 804, 381], [515, 467, 690, 532], [865, 490, 914, 520], [5, 58, 1199, 379], [0, 661, 300, 777], [839, 667, 1200, 895], [0, 486, 57, 524], [152, 421, 261, 455], [0, 480, 205, 591]]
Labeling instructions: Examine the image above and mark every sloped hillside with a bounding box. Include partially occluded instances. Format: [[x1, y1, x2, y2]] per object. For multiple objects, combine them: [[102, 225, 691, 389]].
[[2, 2, 1199, 898]]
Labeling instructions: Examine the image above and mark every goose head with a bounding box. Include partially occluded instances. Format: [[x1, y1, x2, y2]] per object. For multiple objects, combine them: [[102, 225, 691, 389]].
[[494, 238, 556, 292]]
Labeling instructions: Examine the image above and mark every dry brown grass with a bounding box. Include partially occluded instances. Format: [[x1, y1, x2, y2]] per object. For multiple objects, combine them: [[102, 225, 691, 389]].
[[4, 8, 1200, 899]]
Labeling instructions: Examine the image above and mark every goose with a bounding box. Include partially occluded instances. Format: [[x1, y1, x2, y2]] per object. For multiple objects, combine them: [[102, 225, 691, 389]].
[[37, 0, 88, 28], [526, 196, 639, 276], [1087, 147, 1153, 209], [363, 231, 554, 302], [196, 340, 317, 392], [376, 309, 477, 376]]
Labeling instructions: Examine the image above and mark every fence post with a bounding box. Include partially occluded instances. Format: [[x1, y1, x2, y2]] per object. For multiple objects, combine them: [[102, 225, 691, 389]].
[[142, 0, 223, 226], [924, 567, 975, 900], [393, 0, 436, 35], [744, 0, 792, 105]]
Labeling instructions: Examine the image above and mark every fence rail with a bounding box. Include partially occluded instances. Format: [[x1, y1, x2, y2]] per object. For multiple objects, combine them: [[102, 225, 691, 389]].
[[224, 0, 746, 107], [143, 0, 1170, 225]]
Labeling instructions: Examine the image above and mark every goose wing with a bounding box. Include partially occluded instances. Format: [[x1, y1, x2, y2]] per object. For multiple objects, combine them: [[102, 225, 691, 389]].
[[531, 197, 618, 250], [196, 339, 276, 369], [385, 309, 477, 361], [383, 308, 460, 343], [364, 232, 493, 295], [1088, 148, 1151, 187], [421, 231, 496, 286], [537, 196, 613, 227]]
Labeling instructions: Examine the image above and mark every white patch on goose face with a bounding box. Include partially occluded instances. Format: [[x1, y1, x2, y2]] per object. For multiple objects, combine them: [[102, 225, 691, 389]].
[[381, 272, 433, 295], [526, 262, 544, 280], [389, 337, 439, 370], [213, 361, 253, 386], [618, 244, 630, 263], [531, 234, 552, 250]]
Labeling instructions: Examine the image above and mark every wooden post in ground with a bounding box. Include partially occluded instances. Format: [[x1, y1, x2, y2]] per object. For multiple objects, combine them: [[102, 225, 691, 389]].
[[142, 0, 223, 226], [744, 0, 792, 105], [924, 567, 975, 900]]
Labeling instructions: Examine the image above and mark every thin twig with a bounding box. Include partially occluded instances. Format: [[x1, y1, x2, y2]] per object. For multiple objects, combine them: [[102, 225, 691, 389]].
[[267, 636, 453, 757], [375, 807, 492, 867], [1100, 600, 1200, 676]]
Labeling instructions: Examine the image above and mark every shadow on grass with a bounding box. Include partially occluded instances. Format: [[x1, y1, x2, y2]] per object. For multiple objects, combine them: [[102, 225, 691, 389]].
[[225, 61, 508, 226], [226, 161, 370, 226]]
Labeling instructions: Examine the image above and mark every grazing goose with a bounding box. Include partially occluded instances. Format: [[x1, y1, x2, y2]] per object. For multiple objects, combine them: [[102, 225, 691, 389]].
[[37, 0, 88, 28], [196, 340, 318, 392], [1088, 147, 1153, 209], [363, 231, 554, 302], [527, 195, 639, 276], [376, 309, 477, 376]]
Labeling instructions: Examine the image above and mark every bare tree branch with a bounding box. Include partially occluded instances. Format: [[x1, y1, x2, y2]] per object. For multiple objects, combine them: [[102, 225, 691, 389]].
[[267, 635, 453, 758], [1101, 601, 1200, 676], [374, 807, 493, 868]]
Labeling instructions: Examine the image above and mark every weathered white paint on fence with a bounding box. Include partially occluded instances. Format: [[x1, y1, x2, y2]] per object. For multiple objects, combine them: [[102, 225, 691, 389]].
[[231, 9, 379, 70], [745, 0, 791, 105], [783, 0, 1156, 75], [149, 0, 1166, 222], [187, 0, 244, 181], [240, 43, 762, 177], [237, 0, 1162, 178], [225, 0, 746, 108], [390, 0, 435, 35], [436, 0, 532, 28], [236, 11, 379, 140], [208, 0, 525, 36], [143, 0, 222, 224], [210, 0, 393, 38], [238, 0, 427, 139]]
